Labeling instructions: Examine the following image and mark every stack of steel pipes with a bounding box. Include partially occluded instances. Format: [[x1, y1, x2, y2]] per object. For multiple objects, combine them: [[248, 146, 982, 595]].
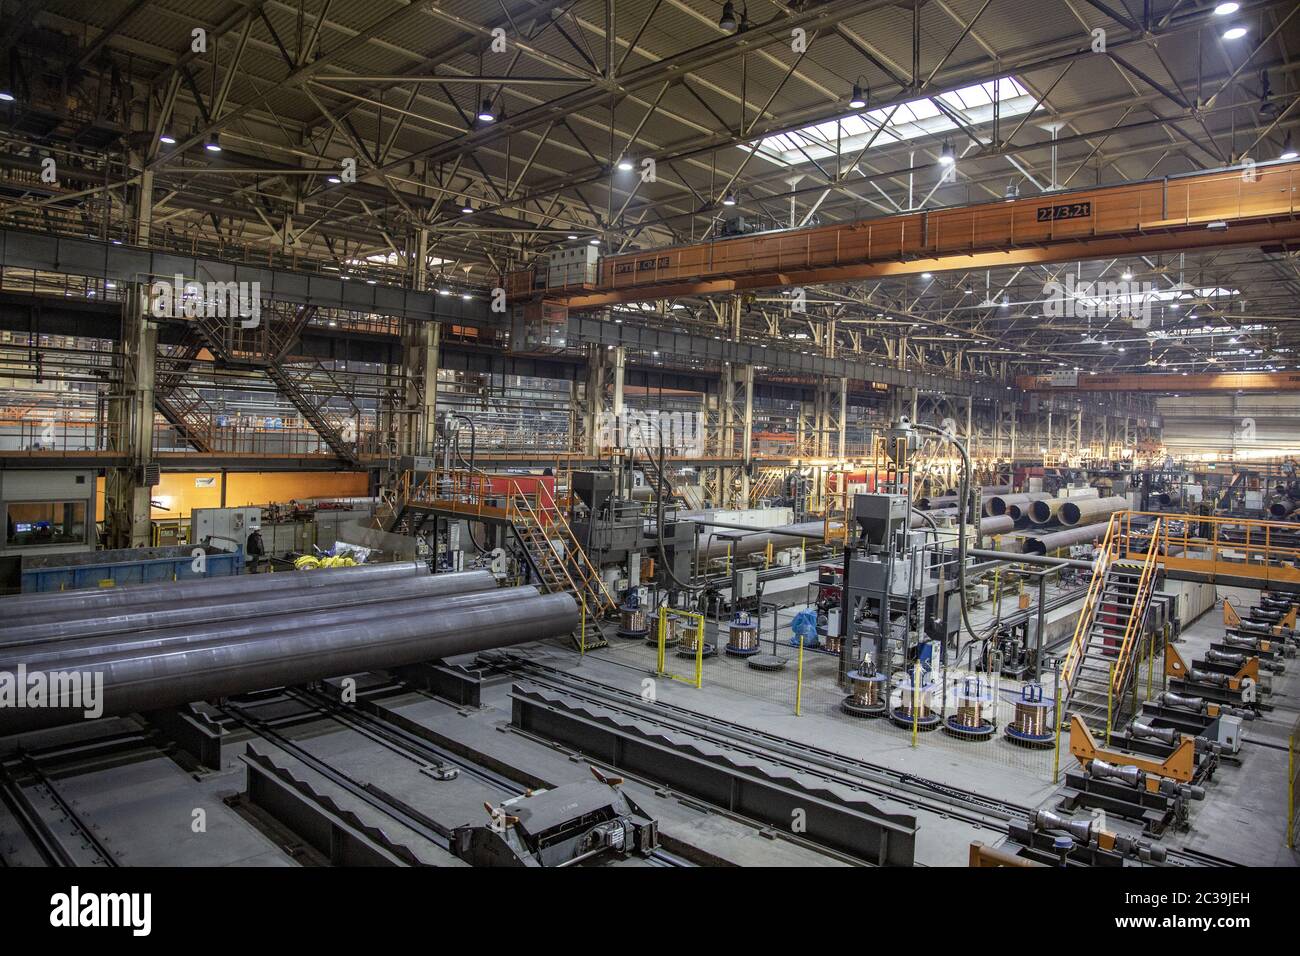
[[984, 492, 1052, 521], [693, 508, 1012, 561], [1023, 496, 1129, 554], [0, 563, 577, 736], [916, 485, 1011, 510]]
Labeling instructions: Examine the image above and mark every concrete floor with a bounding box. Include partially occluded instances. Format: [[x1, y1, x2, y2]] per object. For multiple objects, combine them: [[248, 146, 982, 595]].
[[1, 582, 1293, 867], [534, 580, 1299, 867]]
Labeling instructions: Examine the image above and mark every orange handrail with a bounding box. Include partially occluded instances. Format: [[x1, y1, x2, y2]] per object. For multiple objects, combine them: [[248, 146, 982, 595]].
[[1061, 512, 1122, 693], [1110, 517, 1163, 701]]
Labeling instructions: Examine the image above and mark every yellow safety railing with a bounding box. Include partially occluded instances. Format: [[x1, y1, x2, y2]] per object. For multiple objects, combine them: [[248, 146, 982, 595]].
[[749, 469, 781, 506], [382, 467, 616, 614], [1113, 510, 1300, 589], [1060, 512, 1122, 693], [657, 607, 704, 689], [1109, 517, 1163, 705]]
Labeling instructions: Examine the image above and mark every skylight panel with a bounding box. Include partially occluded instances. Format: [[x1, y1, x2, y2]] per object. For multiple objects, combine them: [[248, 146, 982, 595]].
[[740, 76, 1037, 168]]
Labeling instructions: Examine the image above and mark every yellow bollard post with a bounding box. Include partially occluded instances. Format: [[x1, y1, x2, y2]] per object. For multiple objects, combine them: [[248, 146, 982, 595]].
[[693, 617, 703, 689], [1106, 662, 1115, 747], [656, 607, 666, 675]]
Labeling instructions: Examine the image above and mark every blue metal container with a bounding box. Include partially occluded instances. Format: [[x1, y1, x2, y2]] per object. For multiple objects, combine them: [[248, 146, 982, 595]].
[[20, 545, 244, 593]]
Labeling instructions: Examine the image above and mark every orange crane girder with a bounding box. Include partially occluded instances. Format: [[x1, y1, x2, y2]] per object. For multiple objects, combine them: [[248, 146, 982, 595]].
[[516, 161, 1300, 307]]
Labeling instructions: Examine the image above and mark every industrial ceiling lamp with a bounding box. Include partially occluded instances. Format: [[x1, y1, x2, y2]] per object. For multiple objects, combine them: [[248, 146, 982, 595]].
[[938, 138, 955, 165], [1222, 24, 1247, 40], [0, 89, 12, 102], [204, 131, 221, 153], [461, 198, 474, 214], [616, 157, 634, 171], [1004, 178, 1019, 200], [718, 1, 738, 31], [722, 190, 738, 206], [1213, 2, 1239, 14], [477, 98, 496, 123], [848, 79, 867, 110], [1120, 266, 1133, 280], [1281, 133, 1298, 161], [158, 129, 176, 145]]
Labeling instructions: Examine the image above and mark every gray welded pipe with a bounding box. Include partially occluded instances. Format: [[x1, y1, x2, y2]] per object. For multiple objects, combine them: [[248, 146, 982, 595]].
[[988, 492, 1051, 517], [1024, 524, 1109, 555], [1027, 497, 1068, 526], [699, 520, 830, 560], [980, 515, 1015, 536], [0, 591, 579, 736], [1268, 497, 1298, 518], [923, 485, 1011, 511], [5, 586, 541, 671], [1158, 491, 1183, 507], [1059, 496, 1128, 527], [0, 560, 430, 620], [0, 570, 497, 649]]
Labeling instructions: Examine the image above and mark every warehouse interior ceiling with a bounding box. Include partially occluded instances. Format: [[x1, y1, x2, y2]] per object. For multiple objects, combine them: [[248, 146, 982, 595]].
[[0, 0, 1296, 383]]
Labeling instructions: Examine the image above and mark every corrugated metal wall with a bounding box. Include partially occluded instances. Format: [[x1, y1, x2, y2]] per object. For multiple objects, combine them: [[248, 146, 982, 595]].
[[1156, 394, 1300, 456]]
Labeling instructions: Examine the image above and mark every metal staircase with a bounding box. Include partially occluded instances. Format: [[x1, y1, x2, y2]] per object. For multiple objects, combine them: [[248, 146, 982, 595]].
[[154, 330, 213, 452], [377, 470, 615, 650], [749, 468, 781, 505], [640, 453, 684, 505], [507, 488, 615, 650], [1062, 515, 1164, 724], [263, 361, 363, 465], [191, 303, 361, 465], [155, 384, 217, 454]]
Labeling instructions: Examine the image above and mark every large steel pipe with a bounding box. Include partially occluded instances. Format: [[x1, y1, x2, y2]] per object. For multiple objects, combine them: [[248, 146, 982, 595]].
[[4, 586, 541, 670], [0, 570, 497, 649], [920, 485, 1011, 511], [1027, 498, 1068, 526], [1024, 524, 1109, 555], [987, 492, 1051, 517], [0, 592, 579, 736], [1059, 496, 1128, 527], [979, 516, 1015, 536], [1268, 497, 1298, 519], [698, 520, 829, 560], [0, 561, 430, 621]]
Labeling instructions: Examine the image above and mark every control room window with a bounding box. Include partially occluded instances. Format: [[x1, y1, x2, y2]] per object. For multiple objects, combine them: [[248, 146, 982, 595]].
[[5, 501, 87, 547]]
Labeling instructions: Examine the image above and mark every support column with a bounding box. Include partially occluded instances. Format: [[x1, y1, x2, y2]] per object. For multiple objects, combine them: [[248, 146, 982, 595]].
[[837, 377, 848, 459], [581, 344, 607, 456], [398, 319, 439, 457], [105, 289, 157, 549]]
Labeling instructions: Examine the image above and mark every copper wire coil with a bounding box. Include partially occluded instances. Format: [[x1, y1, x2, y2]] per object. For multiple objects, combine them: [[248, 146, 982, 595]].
[[620, 607, 646, 632], [823, 632, 843, 654], [847, 675, 883, 707], [677, 623, 705, 652], [895, 687, 933, 718], [728, 624, 759, 651], [1012, 700, 1049, 736]]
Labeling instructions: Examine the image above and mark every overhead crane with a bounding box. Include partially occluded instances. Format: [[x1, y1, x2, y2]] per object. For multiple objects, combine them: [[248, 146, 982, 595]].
[[505, 159, 1300, 308]]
